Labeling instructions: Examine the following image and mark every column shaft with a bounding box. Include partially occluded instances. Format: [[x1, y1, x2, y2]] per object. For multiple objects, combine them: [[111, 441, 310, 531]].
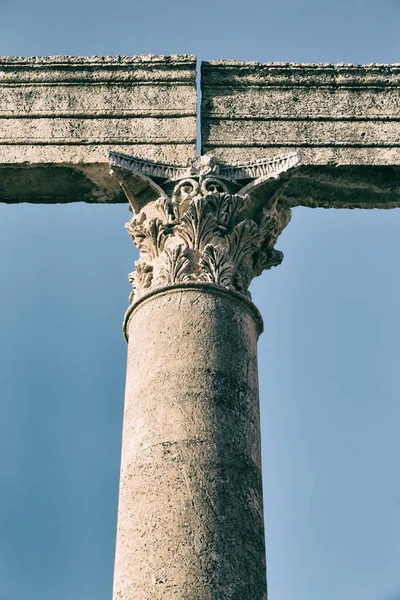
[[113, 286, 267, 600]]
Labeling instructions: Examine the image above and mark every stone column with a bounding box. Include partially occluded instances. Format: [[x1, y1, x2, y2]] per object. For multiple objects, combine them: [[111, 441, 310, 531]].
[[110, 152, 300, 600]]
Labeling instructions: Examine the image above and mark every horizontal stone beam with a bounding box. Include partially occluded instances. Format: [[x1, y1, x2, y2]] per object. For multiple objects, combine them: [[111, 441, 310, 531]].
[[2, 57, 400, 208], [201, 61, 400, 209], [0, 55, 197, 203]]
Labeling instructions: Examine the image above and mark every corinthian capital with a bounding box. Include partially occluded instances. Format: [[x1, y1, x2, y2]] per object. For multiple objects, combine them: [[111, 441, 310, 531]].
[[110, 151, 301, 302]]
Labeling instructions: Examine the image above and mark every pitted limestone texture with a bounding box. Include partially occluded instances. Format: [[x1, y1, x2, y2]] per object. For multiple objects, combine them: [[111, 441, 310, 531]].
[[201, 61, 400, 209], [0, 55, 197, 203], [113, 288, 267, 600], [201, 61, 400, 165], [3, 56, 400, 206]]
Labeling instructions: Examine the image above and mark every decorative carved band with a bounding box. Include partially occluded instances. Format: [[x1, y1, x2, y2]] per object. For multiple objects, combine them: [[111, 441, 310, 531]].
[[109, 151, 190, 181], [218, 153, 301, 181], [109, 150, 300, 182], [110, 151, 301, 303]]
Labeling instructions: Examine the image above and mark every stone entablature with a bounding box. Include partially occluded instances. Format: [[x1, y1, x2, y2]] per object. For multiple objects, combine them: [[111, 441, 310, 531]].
[[202, 61, 400, 165], [0, 55, 197, 203], [201, 61, 400, 210], [2, 56, 400, 209]]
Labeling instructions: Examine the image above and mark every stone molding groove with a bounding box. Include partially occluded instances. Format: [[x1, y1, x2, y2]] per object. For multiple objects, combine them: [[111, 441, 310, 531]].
[[0, 54, 197, 203], [201, 61, 400, 167], [110, 151, 301, 306]]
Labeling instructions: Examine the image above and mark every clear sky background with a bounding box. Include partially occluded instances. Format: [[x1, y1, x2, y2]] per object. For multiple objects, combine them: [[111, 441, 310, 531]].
[[0, 1, 400, 599]]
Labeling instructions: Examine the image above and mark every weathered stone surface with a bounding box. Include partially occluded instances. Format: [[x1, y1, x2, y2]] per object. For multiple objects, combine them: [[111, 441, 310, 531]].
[[3, 57, 400, 207], [110, 151, 300, 303], [114, 287, 266, 600], [201, 61, 400, 208], [0, 55, 197, 203], [110, 152, 303, 598], [4, 55, 400, 600]]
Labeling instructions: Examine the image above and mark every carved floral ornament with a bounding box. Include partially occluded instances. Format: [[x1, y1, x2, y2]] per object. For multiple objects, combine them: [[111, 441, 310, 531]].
[[109, 152, 301, 303]]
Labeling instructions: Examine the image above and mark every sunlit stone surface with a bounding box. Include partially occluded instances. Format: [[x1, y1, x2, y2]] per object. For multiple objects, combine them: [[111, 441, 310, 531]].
[[2, 55, 400, 599]]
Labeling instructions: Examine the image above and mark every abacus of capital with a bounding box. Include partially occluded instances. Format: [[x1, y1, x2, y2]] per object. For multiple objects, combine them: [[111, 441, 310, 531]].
[[1, 56, 400, 600]]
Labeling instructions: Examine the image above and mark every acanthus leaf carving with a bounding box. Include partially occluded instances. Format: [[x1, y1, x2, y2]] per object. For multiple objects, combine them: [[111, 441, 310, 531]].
[[135, 261, 153, 288], [199, 243, 235, 289], [177, 197, 219, 251], [112, 152, 300, 303], [258, 202, 292, 250], [253, 248, 284, 277], [162, 245, 191, 285], [126, 216, 170, 260], [156, 197, 179, 225], [125, 190, 291, 301], [226, 220, 259, 266], [208, 193, 245, 232], [225, 220, 260, 294]]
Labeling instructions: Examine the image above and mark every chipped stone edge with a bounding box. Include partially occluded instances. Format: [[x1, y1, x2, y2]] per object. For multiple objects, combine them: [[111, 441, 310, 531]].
[[201, 60, 400, 86], [0, 54, 196, 66], [202, 60, 400, 69]]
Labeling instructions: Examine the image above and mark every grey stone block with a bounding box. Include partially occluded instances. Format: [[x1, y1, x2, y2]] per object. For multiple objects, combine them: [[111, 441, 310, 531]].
[[0, 55, 197, 203]]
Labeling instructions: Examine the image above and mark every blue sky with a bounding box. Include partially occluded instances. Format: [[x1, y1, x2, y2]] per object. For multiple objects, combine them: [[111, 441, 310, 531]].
[[1, 1, 400, 599]]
